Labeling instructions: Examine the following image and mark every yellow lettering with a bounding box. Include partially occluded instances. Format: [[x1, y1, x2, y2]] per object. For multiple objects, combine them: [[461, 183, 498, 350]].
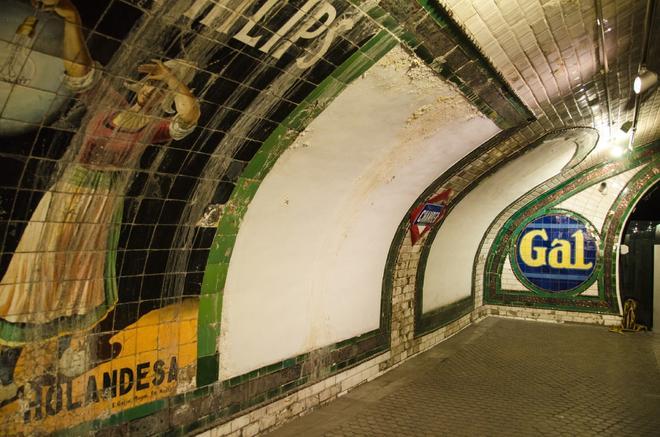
[[547, 231, 594, 270], [571, 230, 593, 270], [519, 223, 595, 274], [519, 229, 548, 267], [548, 239, 573, 268]]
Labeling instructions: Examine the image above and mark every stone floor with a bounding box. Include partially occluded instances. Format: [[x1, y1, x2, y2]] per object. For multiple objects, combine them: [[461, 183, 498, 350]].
[[266, 317, 660, 437]]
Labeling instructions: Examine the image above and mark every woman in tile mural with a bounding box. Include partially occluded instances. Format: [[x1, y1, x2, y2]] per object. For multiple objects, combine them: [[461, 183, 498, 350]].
[[0, 0, 200, 402]]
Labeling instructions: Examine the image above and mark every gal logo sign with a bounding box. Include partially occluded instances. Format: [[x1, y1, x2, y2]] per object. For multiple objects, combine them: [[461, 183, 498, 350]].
[[515, 214, 598, 293]]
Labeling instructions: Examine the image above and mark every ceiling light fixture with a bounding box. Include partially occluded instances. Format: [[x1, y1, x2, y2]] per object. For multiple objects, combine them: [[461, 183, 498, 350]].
[[610, 145, 625, 158], [616, 121, 634, 144], [633, 68, 658, 94]]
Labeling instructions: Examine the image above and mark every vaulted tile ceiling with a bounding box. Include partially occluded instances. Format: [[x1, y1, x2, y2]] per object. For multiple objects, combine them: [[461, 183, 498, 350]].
[[440, 0, 658, 147]]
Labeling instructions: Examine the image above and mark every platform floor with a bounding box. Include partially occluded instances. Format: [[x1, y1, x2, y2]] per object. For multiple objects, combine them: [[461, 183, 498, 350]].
[[266, 317, 660, 437]]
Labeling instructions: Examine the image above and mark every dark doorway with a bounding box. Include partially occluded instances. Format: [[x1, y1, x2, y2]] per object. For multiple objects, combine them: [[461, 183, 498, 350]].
[[619, 182, 659, 329]]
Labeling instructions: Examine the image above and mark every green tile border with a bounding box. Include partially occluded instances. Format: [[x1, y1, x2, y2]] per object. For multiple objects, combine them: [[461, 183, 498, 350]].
[[601, 160, 660, 312], [415, 296, 473, 336], [56, 383, 213, 437]]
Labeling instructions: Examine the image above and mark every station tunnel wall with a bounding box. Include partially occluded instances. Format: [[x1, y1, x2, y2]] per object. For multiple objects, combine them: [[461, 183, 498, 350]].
[[0, 0, 657, 435]]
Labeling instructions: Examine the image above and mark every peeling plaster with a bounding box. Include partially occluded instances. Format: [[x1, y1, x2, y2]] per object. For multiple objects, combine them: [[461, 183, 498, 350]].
[[221, 45, 499, 379]]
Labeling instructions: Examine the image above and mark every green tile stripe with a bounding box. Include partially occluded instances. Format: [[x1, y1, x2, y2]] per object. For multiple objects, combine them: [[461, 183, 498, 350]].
[[221, 327, 385, 389], [54, 382, 214, 437], [415, 296, 473, 336], [196, 30, 398, 385]]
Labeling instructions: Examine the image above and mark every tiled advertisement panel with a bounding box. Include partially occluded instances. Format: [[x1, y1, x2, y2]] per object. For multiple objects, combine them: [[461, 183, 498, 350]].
[[0, 0, 386, 433]]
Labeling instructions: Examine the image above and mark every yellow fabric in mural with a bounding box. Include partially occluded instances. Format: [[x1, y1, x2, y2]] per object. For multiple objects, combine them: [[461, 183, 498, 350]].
[[0, 300, 198, 434], [0, 164, 121, 328]]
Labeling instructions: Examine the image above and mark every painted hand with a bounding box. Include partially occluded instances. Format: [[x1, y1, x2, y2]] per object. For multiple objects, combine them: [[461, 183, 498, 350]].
[[137, 59, 176, 87]]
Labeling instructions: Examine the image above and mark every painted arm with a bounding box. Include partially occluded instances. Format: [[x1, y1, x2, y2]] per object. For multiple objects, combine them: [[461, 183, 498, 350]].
[[38, 0, 92, 77], [138, 60, 201, 125]]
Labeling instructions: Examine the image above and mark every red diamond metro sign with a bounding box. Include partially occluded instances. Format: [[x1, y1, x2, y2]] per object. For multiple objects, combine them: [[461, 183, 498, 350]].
[[409, 189, 452, 245]]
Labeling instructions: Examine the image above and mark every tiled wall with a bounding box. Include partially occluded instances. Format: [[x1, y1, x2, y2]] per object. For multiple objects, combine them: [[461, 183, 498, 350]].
[[1, 0, 653, 435], [218, 43, 500, 381], [0, 0, 393, 433], [417, 132, 578, 335], [387, 128, 596, 339], [385, 128, 657, 367], [0, 0, 532, 435], [496, 165, 645, 297], [482, 142, 659, 313]]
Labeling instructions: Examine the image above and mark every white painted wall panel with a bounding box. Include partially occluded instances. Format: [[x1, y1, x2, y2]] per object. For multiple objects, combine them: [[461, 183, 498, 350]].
[[500, 256, 529, 291], [422, 138, 576, 313], [219, 47, 500, 379]]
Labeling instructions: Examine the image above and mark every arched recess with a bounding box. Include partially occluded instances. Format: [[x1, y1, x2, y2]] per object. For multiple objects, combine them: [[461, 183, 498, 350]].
[[190, 0, 531, 411], [483, 140, 659, 314], [192, 0, 531, 392], [218, 46, 501, 380], [195, 30, 399, 386], [414, 129, 592, 335], [609, 164, 660, 319]]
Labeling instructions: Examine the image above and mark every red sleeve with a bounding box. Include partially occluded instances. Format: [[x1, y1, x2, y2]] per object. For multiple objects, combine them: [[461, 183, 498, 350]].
[[150, 119, 172, 143]]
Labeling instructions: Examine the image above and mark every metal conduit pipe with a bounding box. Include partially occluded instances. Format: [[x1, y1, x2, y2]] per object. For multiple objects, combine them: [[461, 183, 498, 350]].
[[595, 0, 613, 140], [629, 0, 656, 150]]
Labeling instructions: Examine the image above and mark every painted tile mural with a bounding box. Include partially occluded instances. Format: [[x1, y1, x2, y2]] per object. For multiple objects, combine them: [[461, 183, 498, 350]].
[[513, 212, 599, 294], [0, 0, 381, 432]]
